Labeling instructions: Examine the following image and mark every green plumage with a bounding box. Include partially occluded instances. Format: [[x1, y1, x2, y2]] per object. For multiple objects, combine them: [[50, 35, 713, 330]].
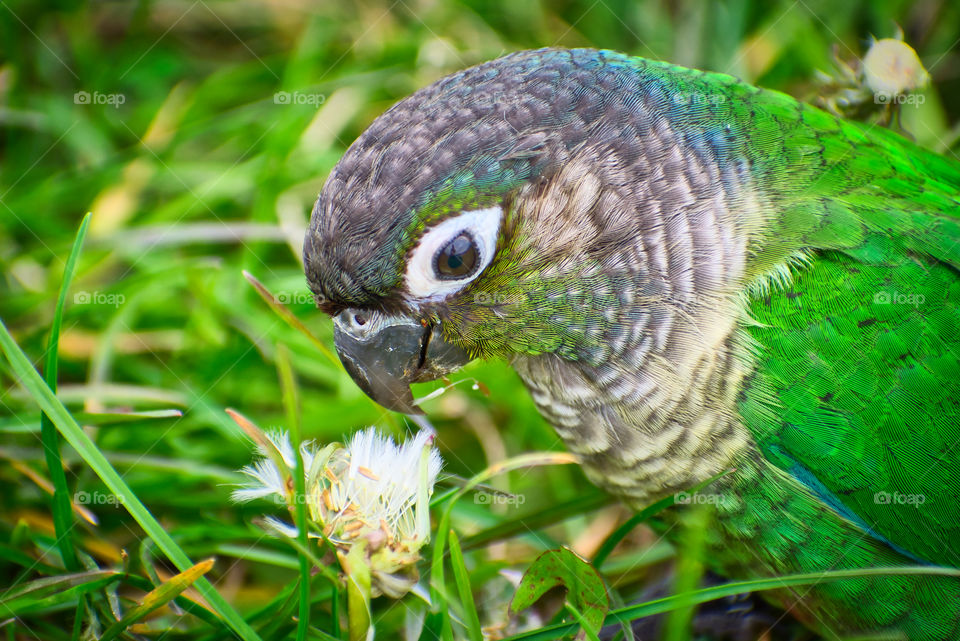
[[719, 248, 960, 638], [631, 54, 960, 638], [304, 48, 960, 638], [730, 108, 960, 635], [627, 54, 960, 638]]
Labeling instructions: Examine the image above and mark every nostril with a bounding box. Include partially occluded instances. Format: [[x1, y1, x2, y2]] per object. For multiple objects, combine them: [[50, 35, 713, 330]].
[[354, 313, 367, 326]]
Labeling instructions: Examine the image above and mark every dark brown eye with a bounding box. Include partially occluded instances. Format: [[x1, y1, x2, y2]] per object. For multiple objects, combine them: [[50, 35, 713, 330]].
[[434, 232, 479, 279]]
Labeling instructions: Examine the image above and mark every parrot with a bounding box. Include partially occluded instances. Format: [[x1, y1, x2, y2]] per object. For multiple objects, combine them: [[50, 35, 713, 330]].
[[302, 48, 960, 639]]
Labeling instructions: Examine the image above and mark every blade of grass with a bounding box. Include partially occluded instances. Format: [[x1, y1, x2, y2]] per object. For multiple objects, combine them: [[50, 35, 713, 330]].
[[212, 545, 299, 570], [563, 600, 602, 641], [0, 319, 263, 641], [268, 533, 340, 584], [459, 491, 612, 554], [304, 626, 341, 641], [71, 590, 85, 641], [40, 212, 91, 571], [100, 558, 215, 641], [0, 570, 120, 604], [593, 469, 734, 568], [0, 542, 62, 574], [138, 538, 185, 617], [500, 566, 960, 641], [242, 270, 396, 431], [0, 570, 121, 618], [241, 271, 337, 367], [76, 409, 184, 424], [125, 574, 224, 630], [276, 343, 311, 641], [664, 506, 708, 641], [447, 530, 482, 641], [5, 457, 98, 525], [429, 452, 579, 639], [591, 511, 651, 570]]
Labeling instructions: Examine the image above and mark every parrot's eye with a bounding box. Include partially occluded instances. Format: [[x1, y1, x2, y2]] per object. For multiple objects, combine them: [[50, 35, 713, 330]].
[[403, 206, 502, 302], [434, 232, 479, 279]]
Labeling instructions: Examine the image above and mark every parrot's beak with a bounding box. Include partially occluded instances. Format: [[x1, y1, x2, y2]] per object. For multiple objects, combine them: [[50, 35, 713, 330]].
[[332, 309, 471, 415]]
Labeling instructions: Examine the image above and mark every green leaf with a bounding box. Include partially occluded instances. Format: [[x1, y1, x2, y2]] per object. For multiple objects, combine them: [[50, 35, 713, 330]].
[[0, 569, 120, 604], [40, 211, 91, 572], [100, 558, 215, 641], [0, 570, 121, 618], [0, 319, 263, 641], [304, 626, 343, 641], [448, 530, 482, 641], [76, 409, 184, 424], [510, 547, 607, 641]]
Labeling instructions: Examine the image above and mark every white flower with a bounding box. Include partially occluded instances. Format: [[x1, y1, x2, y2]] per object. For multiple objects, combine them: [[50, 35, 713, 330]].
[[232, 425, 443, 598], [231, 456, 287, 503], [323, 428, 442, 546], [232, 430, 317, 504]]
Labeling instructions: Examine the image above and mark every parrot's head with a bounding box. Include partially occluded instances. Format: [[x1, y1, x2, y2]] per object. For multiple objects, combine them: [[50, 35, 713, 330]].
[[304, 48, 734, 415]]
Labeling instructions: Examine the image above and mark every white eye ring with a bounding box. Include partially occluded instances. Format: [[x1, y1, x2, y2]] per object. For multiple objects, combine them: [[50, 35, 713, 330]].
[[404, 206, 502, 301]]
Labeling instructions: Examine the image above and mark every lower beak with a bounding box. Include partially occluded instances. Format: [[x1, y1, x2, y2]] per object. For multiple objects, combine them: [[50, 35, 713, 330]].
[[332, 309, 471, 415]]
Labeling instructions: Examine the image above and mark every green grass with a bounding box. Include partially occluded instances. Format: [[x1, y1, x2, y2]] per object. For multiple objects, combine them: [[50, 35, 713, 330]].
[[1, 1, 958, 640]]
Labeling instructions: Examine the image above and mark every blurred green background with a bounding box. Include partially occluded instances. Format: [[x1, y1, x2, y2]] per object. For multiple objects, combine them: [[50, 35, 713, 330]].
[[1, 1, 957, 639]]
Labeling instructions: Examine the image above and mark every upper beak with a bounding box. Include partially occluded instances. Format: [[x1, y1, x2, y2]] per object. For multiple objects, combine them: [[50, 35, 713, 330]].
[[332, 309, 471, 415]]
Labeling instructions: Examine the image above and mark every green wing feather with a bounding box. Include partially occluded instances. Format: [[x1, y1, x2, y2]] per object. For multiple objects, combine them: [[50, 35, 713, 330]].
[[743, 251, 960, 568], [724, 72, 960, 569], [605, 57, 960, 635]]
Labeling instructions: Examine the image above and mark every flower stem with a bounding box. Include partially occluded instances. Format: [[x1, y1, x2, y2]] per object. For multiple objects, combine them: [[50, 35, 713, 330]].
[[342, 543, 373, 641]]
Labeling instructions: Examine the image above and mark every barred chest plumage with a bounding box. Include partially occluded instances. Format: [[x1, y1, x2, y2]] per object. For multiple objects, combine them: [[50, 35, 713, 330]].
[[510, 323, 754, 507]]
